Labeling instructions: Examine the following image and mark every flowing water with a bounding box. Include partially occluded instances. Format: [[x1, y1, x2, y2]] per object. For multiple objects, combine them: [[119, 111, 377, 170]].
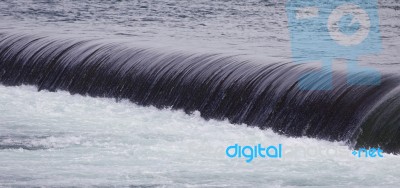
[[0, 0, 399, 187]]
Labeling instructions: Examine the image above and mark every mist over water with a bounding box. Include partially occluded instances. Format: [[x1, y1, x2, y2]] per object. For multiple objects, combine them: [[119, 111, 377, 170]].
[[0, 0, 400, 187]]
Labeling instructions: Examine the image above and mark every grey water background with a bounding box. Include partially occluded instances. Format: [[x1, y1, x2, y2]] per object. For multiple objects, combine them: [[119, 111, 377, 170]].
[[1, 0, 399, 64], [0, 0, 400, 187]]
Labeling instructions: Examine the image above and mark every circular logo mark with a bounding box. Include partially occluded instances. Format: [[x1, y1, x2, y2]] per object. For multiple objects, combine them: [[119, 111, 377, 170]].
[[327, 4, 371, 46]]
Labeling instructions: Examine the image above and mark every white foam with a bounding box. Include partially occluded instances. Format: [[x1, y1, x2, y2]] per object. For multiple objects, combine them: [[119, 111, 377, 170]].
[[0, 85, 399, 187]]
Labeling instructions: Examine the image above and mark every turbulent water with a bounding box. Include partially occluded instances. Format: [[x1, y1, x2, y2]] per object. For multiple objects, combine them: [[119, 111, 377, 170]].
[[0, 0, 400, 187], [1, 85, 400, 187]]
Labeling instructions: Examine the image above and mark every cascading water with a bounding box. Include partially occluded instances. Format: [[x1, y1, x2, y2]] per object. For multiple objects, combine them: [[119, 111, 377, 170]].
[[1, 33, 399, 153]]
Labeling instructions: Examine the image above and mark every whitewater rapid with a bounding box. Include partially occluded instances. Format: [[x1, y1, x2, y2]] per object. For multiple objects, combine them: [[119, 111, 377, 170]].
[[0, 85, 398, 187]]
